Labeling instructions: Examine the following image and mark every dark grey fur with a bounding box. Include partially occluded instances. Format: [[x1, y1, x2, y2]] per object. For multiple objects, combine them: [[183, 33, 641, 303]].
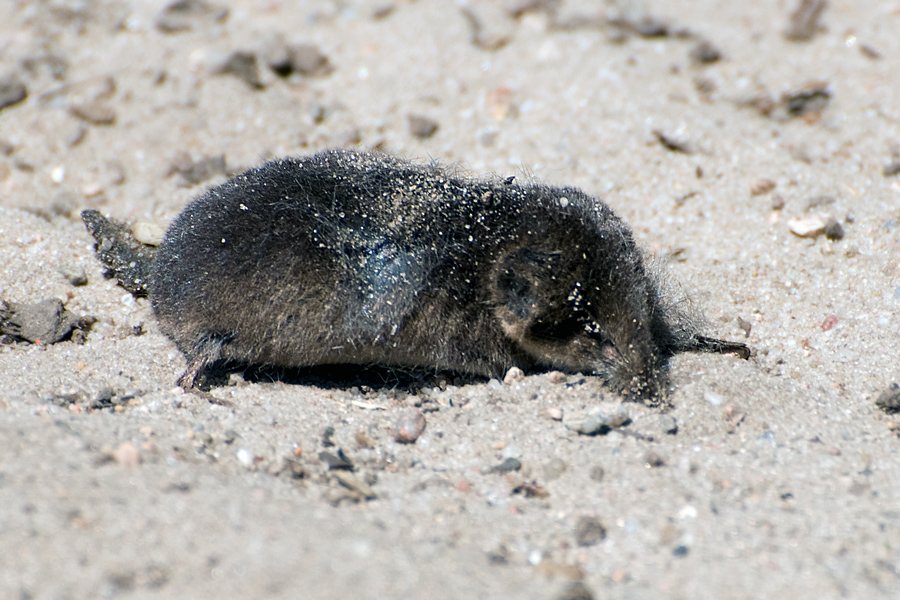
[[86, 149, 748, 400]]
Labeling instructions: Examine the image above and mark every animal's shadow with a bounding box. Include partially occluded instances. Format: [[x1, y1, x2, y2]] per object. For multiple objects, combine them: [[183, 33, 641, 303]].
[[197, 361, 489, 394]]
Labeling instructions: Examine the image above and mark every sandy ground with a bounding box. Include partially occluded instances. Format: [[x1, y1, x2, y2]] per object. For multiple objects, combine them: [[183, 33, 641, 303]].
[[2, 1, 900, 598]]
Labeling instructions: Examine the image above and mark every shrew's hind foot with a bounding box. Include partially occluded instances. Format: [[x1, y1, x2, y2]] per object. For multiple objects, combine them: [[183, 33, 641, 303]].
[[175, 342, 232, 406]]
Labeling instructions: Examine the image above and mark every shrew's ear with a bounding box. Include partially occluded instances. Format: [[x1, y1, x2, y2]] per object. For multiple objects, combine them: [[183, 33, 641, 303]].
[[491, 247, 562, 334]]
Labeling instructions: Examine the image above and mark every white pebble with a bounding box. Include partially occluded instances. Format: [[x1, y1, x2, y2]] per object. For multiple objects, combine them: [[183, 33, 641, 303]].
[[788, 215, 825, 238], [501, 445, 522, 459], [132, 222, 165, 246], [236, 448, 253, 466], [704, 391, 724, 406], [503, 366, 524, 385]]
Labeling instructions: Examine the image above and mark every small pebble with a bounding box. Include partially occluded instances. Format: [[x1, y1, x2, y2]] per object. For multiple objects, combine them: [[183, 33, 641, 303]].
[[156, 0, 228, 33], [722, 402, 746, 433], [653, 129, 692, 154], [857, 41, 881, 60], [227, 372, 247, 386], [506, 0, 561, 18], [460, 5, 511, 51], [545, 371, 567, 384], [70, 102, 117, 125], [263, 36, 295, 77], [68, 125, 87, 147], [332, 471, 376, 499], [393, 408, 426, 443], [408, 114, 439, 139], [215, 51, 263, 89], [487, 545, 509, 565], [564, 403, 630, 435], [758, 430, 776, 444], [280, 457, 306, 479], [132, 222, 165, 246], [785, 0, 827, 42], [289, 43, 333, 77], [788, 215, 825, 238], [750, 178, 776, 196], [503, 366, 524, 384], [689, 39, 721, 64], [821, 314, 839, 332], [704, 391, 724, 406], [543, 458, 567, 481], [59, 263, 88, 286], [485, 85, 517, 121], [501, 445, 522, 459], [875, 383, 900, 414], [236, 448, 253, 466], [488, 457, 522, 474], [782, 81, 831, 118], [824, 217, 844, 241], [672, 545, 690, 557], [0, 75, 28, 112], [322, 425, 335, 447], [81, 182, 103, 197], [319, 450, 353, 470], [372, 3, 395, 19], [574, 516, 607, 547], [0, 298, 88, 344], [545, 407, 563, 421], [643, 451, 666, 468], [113, 442, 140, 466], [634, 16, 670, 38]]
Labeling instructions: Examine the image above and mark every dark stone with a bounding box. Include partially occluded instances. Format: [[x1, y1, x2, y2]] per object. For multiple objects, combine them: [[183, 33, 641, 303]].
[[690, 40, 722, 64], [824, 217, 845, 241], [0, 75, 27, 112], [157, 0, 228, 33], [0, 298, 93, 344], [875, 383, 900, 414], [408, 114, 439, 139], [489, 457, 522, 473], [574, 516, 606, 546], [216, 51, 263, 89]]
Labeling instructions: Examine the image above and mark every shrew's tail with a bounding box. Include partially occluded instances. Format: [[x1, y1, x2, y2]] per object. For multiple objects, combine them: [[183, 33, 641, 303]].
[[81, 210, 157, 297]]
